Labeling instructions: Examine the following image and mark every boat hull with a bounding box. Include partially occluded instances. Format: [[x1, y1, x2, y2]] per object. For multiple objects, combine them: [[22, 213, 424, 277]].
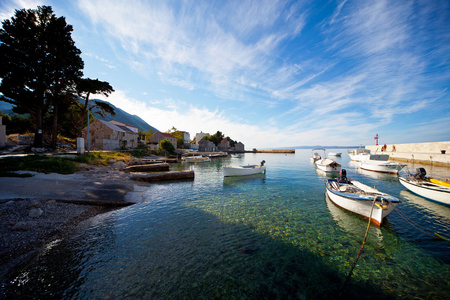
[[325, 180, 399, 226], [315, 158, 341, 173], [360, 162, 404, 174], [223, 165, 266, 177], [399, 177, 450, 205]]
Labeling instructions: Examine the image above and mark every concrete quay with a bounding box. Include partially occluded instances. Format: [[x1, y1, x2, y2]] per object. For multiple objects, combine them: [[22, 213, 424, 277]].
[[365, 141, 450, 167]]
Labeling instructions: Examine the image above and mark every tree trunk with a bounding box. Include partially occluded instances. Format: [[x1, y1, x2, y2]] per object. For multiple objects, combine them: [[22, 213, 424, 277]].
[[33, 107, 43, 148], [50, 103, 58, 149]]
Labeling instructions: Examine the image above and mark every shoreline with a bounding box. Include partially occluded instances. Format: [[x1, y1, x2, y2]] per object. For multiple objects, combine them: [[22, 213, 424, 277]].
[[0, 166, 143, 285]]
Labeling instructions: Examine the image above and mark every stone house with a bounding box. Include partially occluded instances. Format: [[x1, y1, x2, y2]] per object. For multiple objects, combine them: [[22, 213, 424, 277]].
[[82, 119, 138, 150], [198, 138, 216, 152], [234, 142, 245, 152], [195, 131, 208, 145], [218, 139, 230, 151], [149, 132, 177, 149]]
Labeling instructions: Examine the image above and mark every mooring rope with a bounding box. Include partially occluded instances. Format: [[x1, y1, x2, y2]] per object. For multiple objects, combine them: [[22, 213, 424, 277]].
[[338, 196, 377, 299], [393, 206, 450, 241]]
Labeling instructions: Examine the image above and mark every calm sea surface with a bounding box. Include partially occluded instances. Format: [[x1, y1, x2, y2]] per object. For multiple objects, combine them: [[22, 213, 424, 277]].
[[2, 150, 450, 299]]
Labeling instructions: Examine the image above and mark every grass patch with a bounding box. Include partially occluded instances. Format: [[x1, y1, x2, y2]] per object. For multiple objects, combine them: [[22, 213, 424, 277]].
[[68, 151, 131, 166], [0, 151, 134, 177], [0, 156, 78, 175]]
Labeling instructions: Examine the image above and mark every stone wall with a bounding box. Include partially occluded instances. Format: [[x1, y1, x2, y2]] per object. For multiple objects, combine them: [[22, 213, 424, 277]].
[[366, 141, 449, 154], [365, 141, 450, 166]]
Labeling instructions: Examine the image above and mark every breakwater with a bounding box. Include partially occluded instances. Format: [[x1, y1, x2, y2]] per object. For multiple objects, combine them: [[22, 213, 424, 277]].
[[365, 141, 450, 167], [249, 149, 295, 153]]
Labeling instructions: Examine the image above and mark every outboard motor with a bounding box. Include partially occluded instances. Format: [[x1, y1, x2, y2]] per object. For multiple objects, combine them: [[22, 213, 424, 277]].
[[414, 168, 426, 179], [339, 169, 348, 183], [260, 160, 266, 166]]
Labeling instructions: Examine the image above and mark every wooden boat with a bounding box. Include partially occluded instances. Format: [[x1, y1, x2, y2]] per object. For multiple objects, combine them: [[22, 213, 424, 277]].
[[310, 148, 325, 163], [359, 154, 406, 174], [223, 160, 266, 177], [348, 148, 370, 161], [181, 155, 211, 163], [325, 170, 401, 226], [231, 153, 244, 158], [399, 168, 450, 205], [315, 158, 341, 173]]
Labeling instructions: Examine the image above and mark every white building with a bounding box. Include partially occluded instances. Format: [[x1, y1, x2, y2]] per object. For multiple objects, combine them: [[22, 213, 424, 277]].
[[195, 131, 208, 145]]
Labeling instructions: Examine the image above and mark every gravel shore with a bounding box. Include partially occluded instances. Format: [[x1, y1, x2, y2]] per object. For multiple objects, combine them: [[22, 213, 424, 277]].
[[0, 166, 144, 284]]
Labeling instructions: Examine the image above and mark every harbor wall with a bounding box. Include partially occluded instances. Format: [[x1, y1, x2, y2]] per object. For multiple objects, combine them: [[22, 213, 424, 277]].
[[365, 141, 450, 167], [250, 149, 296, 153]]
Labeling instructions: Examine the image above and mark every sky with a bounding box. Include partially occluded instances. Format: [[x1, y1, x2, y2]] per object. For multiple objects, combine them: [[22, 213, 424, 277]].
[[1, 0, 449, 149]]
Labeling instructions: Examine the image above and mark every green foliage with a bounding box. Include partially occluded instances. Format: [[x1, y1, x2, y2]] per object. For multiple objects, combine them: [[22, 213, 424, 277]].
[[0, 5, 84, 147], [204, 131, 224, 146], [0, 155, 78, 175], [0, 111, 34, 134], [159, 139, 175, 154]]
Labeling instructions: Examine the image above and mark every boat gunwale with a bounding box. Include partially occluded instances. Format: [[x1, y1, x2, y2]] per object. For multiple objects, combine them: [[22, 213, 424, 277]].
[[399, 177, 450, 193], [325, 179, 401, 203]]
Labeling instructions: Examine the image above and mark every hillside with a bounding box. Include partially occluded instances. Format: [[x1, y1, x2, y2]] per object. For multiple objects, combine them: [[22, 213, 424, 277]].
[[0, 99, 159, 133], [89, 99, 159, 132]]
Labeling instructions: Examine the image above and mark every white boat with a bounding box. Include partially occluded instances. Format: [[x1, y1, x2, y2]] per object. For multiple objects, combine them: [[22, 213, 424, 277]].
[[348, 148, 370, 161], [310, 148, 325, 163], [223, 160, 266, 177], [325, 170, 401, 226], [315, 158, 341, 173], [399, 168, 450, 205], [231, 153, 244, 158], [182, 155, 211, 163], [359, 154, 406, 174], [328, 152, 342, 157]]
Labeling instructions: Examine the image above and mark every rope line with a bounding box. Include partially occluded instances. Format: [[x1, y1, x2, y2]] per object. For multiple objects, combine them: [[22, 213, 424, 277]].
[[338, 196, 377, 299], [393, 206, 449, 241]]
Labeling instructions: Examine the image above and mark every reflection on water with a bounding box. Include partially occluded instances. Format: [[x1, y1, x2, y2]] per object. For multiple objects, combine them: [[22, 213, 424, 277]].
[[325, 195, 384, 247], [2, 150, 449, 299]]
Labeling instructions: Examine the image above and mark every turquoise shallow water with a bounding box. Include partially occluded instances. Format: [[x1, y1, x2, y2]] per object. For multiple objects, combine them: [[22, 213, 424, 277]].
[[2, 150, 450, 299]]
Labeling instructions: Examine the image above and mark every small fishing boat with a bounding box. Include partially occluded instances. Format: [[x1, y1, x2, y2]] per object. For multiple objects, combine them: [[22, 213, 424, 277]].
[[359, 154, 406, 174], [348, 148, 370, 161], [328, 152, 342, 157], [310, 148, 325, 163], [231, 153, 244, 158], [399, 168, 450, 205], [325, 170, 401, 226], [223, 160, 266, 177], [182, 155, 211, 163], [315, 158, 341, 173]]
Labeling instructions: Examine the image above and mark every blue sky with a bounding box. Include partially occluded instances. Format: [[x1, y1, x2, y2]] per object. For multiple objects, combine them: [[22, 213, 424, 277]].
[[1, 0, 449, 149]]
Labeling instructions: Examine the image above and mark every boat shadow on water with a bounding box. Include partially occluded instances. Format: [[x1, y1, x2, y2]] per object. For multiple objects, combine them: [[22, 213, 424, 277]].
[[223, 173, 266, 187]]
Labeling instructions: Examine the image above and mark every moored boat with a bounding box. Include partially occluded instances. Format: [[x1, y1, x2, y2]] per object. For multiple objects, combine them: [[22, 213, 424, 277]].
[[328, 152, 342, 157], [348, 148, 370, 161], [359, 154, 406, 174], [315, 158, 341, 173], [223, 160, 266, 177], [325, 170, 401, 226], [310, 148, 325, 163], [231, 153, 244, 158], [399, 168, 450, 205]]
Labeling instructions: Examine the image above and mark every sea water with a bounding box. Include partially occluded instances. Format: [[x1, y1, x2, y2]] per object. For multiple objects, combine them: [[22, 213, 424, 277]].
[[2, 150, 449, 299]]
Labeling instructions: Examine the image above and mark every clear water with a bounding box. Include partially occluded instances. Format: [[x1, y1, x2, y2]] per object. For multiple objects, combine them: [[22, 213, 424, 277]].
[[2, 150, 450, 299]]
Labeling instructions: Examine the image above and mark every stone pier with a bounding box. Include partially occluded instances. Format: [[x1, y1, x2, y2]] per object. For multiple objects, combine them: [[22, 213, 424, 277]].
[[365, 141, 450, 167]]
